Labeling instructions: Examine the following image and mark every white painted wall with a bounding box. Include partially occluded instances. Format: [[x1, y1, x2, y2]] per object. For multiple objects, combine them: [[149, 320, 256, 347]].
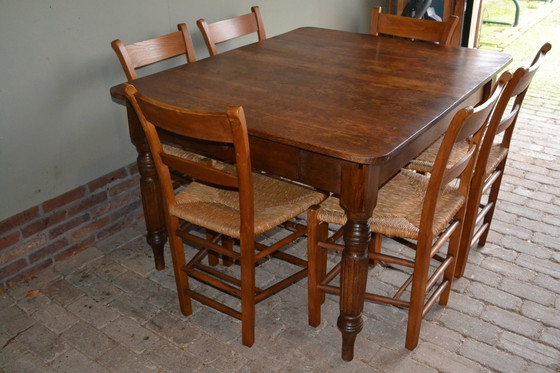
[[0, 0, 378, 220]]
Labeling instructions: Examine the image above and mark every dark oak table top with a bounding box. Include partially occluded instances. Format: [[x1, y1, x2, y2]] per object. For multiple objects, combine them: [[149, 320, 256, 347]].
[[111, 26, 511, 360], [112, 27, 511, 167]]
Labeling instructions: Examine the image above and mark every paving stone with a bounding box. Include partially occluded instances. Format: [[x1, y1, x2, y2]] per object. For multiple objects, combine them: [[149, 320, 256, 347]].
[[33, 301, 79, 334], [48, 348, 110, 373], [524, 362, 559, 373], [0, 305, 35, 349], [95, 344, 158, 373], [0, 339, 56, 373], [7, 268, 61, 300], [142, 338, 203, 372], [498, 331, 560, 368], [82, 256, 128, 282], [66, 271, 123, 303], [16, 291, 51, 315], [499, 277, 556, 306], [0, 292, 14, 311], [521, 301, 560, 329], [481, 305, 543, 338], [465, 282, 523, 311], [413, 341, 487, 373], [540, 327, 560, 350], [107, 292, 159, 323], [40, 278, 85, 306], [447, 293, 485, 317], [101, 316, 160, 354], [66, 295, 120, 329], [478, 243, 518, 262], [145, 309, 203, 347], [479, 257, 536, 282], [516, 254, 560, 280], [418, 322, 464, 351], [460, 261, 502, 290], [458, 338, 526, 373], [14, 323, 68, 363], [533, 273, 560, 293], [438, 309, 501, 345], [500, 235, 551, 259], [61, 322, 119, 359]]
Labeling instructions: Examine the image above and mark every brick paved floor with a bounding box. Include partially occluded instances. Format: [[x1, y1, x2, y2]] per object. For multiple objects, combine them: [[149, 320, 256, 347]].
[[0, 88, 558, 372]]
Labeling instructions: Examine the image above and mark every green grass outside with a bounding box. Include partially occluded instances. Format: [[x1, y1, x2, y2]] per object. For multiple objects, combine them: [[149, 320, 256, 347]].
[[478, 0, 560, 94]]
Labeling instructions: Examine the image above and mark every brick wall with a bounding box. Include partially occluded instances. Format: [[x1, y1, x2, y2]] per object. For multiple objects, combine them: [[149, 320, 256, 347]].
[[0, 162, 143, 290]]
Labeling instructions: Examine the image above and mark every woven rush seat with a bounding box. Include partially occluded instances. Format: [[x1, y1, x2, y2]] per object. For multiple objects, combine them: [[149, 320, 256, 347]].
[[406, 137, 470, 173], [406, 134, 508, 177], [316, 169, 465, 240], [172, 172, 325, 239]]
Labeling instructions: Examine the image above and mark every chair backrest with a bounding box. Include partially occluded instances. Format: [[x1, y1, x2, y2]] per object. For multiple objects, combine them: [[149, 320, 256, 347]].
[[197, 6, 266, 57], [418, 71, 511, 243], [122, 84, 255, 238], [111, 23, 197, 81], [370, 7, 459, 46], [484, 43, 551, 155]]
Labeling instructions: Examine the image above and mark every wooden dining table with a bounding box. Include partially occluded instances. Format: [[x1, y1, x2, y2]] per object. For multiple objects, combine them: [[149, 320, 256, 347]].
[[110, 26, 511, 360]]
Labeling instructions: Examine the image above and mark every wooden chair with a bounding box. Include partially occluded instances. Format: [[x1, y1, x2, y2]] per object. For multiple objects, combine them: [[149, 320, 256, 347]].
[[307, 72, 510, 350], [111, 23, 197, 81], [370, 6, 458, 45], [197, 6, 266, 57], [123, 84, 325, 347], [454, 42, 552, 277]]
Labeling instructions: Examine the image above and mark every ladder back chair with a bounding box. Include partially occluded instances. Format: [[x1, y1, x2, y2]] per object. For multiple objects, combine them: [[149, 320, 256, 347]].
[[307, 72, 510, 350], [197, 6, 266, 57], [454, 42, 552, 277], [111, 24, 213, 267], [111, 23, 197, 81], [370, 6, 459, 46], [123, 84, 325, 347]]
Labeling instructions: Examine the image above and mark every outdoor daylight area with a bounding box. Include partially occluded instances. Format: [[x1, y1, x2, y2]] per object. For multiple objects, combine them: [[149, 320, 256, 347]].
[[479, 0, 560, 93]]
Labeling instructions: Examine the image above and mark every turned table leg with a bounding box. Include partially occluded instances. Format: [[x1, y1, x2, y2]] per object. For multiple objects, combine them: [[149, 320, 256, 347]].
[[136, 148, 167, 270], [127, 102, 167, 270], [337, 163, 379, 361], [338, 218, 370, 361]]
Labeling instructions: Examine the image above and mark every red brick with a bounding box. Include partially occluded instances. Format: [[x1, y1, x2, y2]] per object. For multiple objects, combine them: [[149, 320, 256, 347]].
[[41, 187, 86, 213], [127, 162, 139, 176], [29, 238, 68, 263], [108, 177, 139, 197], [0, 234, 47, 266], [110, 200, 141, 222], [0, 259, 27, 281], [88, 168, 128, 193], [71, 217, 110, 241], [0, 232, 20, 252], [96, 219, 130, 241], [21, 211, 67, 238], [48, 214, 89, 239], [0, 207, 40, 235], [5, 259, 52, 287], [54, 237, 95, 262], [67, 191, 107, 217], [91, 194, 131, 218]]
